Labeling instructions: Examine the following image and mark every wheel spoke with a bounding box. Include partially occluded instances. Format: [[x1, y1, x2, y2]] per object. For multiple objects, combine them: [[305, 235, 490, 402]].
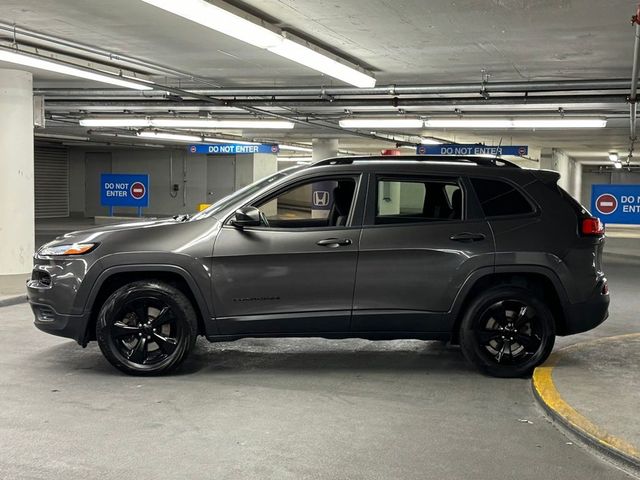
[[488, 303, 508, 327], [514, 306, 530, 329], [151, 307, 173, 327], [476, 329, 503, 345], [515, 333, 541, 353], [496, 340, 509, 363], [112, 321, 141, 338], [152, 332, 178, 355], [128, 337, 148, 364], [134, 305, 149, 324]]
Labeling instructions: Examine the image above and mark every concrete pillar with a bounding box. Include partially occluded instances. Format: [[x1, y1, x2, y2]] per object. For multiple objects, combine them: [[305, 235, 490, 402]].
[[571, 161, 582, 202], [0, 70, 34, 294], [540, 148, 573, 192], [312, 138, 339, 162]]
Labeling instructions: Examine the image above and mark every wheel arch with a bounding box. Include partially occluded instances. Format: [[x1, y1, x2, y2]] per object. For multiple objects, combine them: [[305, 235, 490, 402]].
[[81, 265, 214, 346], [449, 266, 570, 343]]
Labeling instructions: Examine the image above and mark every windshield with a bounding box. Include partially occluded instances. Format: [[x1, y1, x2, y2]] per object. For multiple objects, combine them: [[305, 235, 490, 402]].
[[190, 165, 305, 221]]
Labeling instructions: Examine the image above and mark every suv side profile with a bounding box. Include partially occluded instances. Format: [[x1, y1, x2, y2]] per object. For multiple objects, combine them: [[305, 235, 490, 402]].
[[27, 156, 609, 377]]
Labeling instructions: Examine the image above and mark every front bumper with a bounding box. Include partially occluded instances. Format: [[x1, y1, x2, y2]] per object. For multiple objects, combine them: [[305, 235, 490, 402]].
[[30, 301, 91, 345], [561, 278, 610, 335]]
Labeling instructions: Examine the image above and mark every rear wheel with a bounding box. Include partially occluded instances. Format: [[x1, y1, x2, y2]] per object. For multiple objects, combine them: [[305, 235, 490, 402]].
[[459, 286, 555, 377], [96, 281, 197, 375]]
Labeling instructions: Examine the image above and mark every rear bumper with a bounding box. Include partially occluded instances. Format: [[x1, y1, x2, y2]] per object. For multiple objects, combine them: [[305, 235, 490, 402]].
[[30, 302, 90, 345], [561, 279, 610, 335]]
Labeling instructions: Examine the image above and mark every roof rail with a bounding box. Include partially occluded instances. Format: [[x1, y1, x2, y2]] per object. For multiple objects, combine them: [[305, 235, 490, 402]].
[[313, 155, 521, 168]]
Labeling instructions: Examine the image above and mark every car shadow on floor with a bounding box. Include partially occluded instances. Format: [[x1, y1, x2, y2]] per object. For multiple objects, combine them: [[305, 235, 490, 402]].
[[33, 337, 481, 377]]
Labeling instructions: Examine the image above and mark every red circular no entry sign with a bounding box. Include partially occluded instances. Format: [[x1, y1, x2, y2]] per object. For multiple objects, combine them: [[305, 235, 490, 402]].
[[595, 193, 617, 215], [130, 182, 146, 200]]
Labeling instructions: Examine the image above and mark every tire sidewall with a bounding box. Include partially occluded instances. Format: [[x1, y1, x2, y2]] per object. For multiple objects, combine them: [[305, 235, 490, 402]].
[[460, 286, 556, 377], [96, 281, 197, 375]]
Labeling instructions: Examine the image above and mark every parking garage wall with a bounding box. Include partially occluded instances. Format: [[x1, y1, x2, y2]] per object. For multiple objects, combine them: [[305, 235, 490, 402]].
[[69, 147, 208, 217]]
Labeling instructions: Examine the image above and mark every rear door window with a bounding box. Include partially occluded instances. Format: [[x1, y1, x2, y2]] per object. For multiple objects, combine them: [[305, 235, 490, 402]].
[[471, 178, 534, 217], [376, 177, 462, 224]]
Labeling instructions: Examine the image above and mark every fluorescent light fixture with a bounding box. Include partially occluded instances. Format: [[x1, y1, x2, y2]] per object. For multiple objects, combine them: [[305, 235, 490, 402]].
[[420, 137, 443, 145], [140, 0, 375, 88], [339, 118, 424, 129], [80, 117, 294, 129], [268, 39, 376, 88], [423, 119, 607, 129], [609, 152, 619, 162], [0, 48, 152, 90], [203, 137, 260, 145], [152, 118, 295, 129], [614, 161, 623, 169], [137, 131, 202, 142], [279, 144, 313, 152], [80, 118, 152, 127]]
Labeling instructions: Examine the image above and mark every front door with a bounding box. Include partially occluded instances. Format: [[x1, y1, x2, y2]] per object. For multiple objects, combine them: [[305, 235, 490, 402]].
[[352, 174, 495, 332], [212, 174, 364, 335]]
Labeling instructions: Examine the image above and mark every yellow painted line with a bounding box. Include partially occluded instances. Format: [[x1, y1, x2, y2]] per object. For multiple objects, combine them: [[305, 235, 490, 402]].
[[533, 333, 640, 463]]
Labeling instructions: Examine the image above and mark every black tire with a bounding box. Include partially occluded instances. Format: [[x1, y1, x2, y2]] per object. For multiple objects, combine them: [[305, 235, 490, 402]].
[[459, 286, 555, 378], [96, 280, 198, 375]]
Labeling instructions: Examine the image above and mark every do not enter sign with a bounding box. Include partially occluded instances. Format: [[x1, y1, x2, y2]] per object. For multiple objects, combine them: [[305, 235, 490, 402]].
[[595, 194, 618, 215], [130, 182, 146, 200]]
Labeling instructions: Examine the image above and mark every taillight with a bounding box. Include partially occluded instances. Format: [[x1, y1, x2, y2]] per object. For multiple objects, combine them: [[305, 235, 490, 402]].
[[581, 217, 605, 236]]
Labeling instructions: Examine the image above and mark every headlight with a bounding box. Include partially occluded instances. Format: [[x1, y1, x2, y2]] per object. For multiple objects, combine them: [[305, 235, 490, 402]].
[[39, 243, 98, 256]]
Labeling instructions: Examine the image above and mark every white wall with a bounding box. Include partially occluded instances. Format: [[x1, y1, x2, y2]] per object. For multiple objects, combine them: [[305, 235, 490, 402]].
[[540, 148, 574, 192]]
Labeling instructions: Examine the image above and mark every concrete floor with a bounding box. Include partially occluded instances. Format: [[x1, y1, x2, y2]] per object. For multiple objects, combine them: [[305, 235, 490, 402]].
[[0, 258, 637, 480]]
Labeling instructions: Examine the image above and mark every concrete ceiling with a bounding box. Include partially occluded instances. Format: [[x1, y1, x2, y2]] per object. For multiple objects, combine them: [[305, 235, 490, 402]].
[[1, 0, 638, 162]]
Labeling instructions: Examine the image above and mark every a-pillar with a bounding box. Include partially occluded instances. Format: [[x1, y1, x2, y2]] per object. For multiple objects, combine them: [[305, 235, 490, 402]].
[[312, 138, 338, 162], [0, 70, 34, 294]]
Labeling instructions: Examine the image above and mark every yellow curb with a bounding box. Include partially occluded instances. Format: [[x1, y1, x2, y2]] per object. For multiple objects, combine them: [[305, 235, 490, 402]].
[[533, 333, 640, 465]]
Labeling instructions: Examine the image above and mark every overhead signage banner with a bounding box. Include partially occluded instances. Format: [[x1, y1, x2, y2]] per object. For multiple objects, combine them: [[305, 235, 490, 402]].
[[100, 173, 149, 208], [591, 184, 640, 225], [189, 144, 280, 155], [417, 144, 529, 156]]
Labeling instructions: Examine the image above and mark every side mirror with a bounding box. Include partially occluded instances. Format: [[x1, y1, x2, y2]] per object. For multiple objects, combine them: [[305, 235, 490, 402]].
[[232, 206, 261, 228]]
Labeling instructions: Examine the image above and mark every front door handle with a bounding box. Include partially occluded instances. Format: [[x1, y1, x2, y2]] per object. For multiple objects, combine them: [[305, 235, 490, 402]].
[[317, 238, 352, 248], [450, 232, 486, 243]]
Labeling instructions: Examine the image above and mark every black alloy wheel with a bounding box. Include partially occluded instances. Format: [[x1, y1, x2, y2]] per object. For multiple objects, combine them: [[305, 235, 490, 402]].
[[96, 281, 197, 375], [459, 286, 555, 377]]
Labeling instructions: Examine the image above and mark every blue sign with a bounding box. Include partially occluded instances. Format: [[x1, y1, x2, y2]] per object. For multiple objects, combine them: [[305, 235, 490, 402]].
[[417, 144, 529, 156], [591, 184, 640, 225], [100, 174, 149, 208], [188, 144, 280, 155]]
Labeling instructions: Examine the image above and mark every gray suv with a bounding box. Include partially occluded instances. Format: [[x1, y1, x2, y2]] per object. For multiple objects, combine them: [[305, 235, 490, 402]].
[[27, 156, 609, 377]]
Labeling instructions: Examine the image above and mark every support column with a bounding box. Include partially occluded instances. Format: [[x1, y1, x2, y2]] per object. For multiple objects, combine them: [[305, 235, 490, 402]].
[[571, 161, 582, 202], [312, 138, 339, 162], [0, 70, 34, 294]]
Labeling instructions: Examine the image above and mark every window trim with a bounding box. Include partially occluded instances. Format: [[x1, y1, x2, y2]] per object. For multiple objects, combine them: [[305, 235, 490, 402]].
[[222, 173, 365, 232], [469, 175, 540, 220], [365, 174, 467, 227]]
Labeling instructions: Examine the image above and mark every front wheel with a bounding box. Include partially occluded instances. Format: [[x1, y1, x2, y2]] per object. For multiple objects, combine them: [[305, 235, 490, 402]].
[[96, 281, 198, 375], [459, 286, 555, 378]]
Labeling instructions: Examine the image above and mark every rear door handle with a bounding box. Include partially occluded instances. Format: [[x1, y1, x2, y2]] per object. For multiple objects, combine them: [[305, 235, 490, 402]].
[[450, 232, 486, 243], [317, 238, 352, 248]]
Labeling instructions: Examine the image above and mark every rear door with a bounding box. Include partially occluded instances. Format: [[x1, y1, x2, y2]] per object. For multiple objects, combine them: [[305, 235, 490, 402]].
[[352, 172, 495, 333], [212, 173, 365, 335]]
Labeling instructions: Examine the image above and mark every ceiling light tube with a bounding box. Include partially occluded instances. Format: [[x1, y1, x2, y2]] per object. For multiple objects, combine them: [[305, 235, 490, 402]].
[[339, 118, 424, 129], [0, 48, 153, 91], [140, 0, 375, 88], [278, 144, 313, 152], [614, 161, 623, 169], [608, 152, 619, 162], [80, 117, 294, 129], [423, 118, 607, 129], [152, 118, 295, 129], [137, 131, 203, 142], [203, 137, 260, 145]]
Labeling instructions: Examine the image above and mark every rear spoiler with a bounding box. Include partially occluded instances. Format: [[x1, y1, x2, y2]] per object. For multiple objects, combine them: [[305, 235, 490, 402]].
[[529, 169, 561, 185]]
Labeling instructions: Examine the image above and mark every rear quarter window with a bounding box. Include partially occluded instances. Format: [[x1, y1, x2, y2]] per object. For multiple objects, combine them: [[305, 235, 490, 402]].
[[471, 178, 534, 217]]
